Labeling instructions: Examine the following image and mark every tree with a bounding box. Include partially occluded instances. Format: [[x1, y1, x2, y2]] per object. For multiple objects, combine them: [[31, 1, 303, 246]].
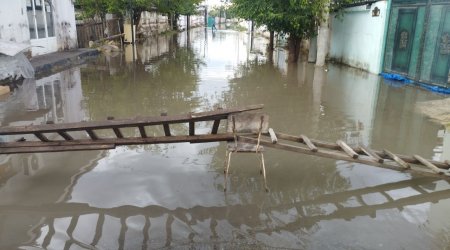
[[155, 0, 202, 30], [76, 0, 109, 22], [231, 0, 329, 62]]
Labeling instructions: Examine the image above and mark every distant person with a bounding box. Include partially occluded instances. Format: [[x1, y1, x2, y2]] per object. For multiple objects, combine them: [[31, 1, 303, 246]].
[[211, 19, 217, 31]]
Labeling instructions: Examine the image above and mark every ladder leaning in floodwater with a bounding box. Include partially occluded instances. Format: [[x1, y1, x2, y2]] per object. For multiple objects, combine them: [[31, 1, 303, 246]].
[[0, 104, 449, 179]]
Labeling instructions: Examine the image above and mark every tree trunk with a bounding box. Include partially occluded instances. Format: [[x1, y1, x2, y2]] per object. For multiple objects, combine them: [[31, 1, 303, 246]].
[[316, 1, 330, 67], [187, 15, 190, 30], [268, 30, 274, 51], [288, 35, 301, 63]]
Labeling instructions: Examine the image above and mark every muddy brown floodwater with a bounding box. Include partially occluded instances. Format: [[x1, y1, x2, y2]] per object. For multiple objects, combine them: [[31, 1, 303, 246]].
[[0, 28, 450, 249]]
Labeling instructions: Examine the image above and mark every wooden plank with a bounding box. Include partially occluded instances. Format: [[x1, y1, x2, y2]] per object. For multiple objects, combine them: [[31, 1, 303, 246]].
[[189, 121, 195, 136], [57, 131, 74, 141], [413, 155, 443, 174], [337, 140, 358, 159], [359, 145, 384, 163], [383, 149, 410, 169], [138, 126, 147, 138], [86, 129, 99, 140], [211, 119, 221, 134], [161, 112, 171, 136], [34, 133, 50, 142], [113, 128, 124, 138], [274, 133, 449, 170], [0, 134, 234, 149], [268, 128, 277, 144], [0, 145, 115, 154], [0, 105, 264, 135], [300, 134, 317, 152]]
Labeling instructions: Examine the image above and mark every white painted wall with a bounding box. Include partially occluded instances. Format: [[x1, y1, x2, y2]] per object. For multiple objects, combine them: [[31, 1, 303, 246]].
[[329, 1, 388, 74], [53, 0, 78, 51], [0, 0, 77, 56], [0, 0, 30, 43]]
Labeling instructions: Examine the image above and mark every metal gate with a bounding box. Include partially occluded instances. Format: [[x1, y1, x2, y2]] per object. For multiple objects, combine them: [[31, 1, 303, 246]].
[[384, 0, 450, 88]]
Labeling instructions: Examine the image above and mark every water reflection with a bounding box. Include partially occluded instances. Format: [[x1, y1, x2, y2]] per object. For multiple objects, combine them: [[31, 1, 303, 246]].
[[0, 28, 449, 249]]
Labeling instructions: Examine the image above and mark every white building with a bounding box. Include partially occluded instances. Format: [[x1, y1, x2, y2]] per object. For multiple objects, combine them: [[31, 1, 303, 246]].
[[0, 0, 77, 56]]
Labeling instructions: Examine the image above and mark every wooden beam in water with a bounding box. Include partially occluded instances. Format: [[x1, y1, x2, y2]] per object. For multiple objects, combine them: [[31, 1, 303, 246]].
[[238, 136, 450, 179], [274, 133, 449, 170], [0, 134, 234, 149], [189, 121, 195, 136], [0, 144, 115, 154], [0, 104, 264, 135], [211, 119, 221, 134]]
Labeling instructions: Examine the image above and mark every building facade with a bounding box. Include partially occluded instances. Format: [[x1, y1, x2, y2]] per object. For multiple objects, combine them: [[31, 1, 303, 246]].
[[0, 0, 77, 56]]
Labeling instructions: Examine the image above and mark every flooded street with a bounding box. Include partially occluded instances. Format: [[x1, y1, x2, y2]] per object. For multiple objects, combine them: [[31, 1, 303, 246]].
[[1, 28, 450, 249]]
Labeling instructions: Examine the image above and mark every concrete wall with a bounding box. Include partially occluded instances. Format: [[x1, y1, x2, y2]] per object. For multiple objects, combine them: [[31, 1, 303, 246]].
[[329, 1, 388, 74], [0, 0, 77, 56]]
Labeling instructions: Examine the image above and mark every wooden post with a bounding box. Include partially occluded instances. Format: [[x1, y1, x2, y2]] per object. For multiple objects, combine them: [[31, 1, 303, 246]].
[[86, 129, 99, 140]]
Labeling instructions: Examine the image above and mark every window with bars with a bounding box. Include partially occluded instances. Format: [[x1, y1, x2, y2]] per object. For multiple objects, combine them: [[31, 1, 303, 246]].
[[27, 0, 55, 39]]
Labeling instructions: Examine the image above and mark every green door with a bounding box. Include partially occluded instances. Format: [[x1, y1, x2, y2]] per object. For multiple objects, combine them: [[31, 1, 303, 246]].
[[392, 9, 417, 73], [431, 7, 450, 84]]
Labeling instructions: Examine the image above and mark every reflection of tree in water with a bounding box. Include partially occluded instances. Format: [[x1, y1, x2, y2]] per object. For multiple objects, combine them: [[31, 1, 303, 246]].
[[79, 35, 206, 154]]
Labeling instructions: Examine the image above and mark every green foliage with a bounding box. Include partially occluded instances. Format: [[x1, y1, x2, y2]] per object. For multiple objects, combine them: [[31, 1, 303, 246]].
[[76, 0, 109, 20], [231, 0, 331, 39], [155, 0, 203, 16]]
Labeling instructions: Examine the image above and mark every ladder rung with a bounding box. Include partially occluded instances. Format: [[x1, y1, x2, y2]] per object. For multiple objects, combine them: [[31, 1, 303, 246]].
[[300, 134, 317, 152], [34, 132, 50, 142], [413, 154, 443, 174], [337, 140, 358, 159], [359, 145, 383, 163], [58, 131, 74, 141], [383, 149, 410, 169]]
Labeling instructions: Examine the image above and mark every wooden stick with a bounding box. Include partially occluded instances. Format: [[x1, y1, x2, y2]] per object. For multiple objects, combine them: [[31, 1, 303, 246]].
[[383, 149, 410, 169], [160, 112, 171, 136], [34, 133, 50, 142], [359, 145, 383, 163], [413, 155, 443, 174], [337, 140, 358, 159], [211, 119, 221, 134], [189, 121, 195, 136], [113, 128, 124, 138], [0, 134, 234, 148], [138, 126, 147, 138], [57, 131, 74, 141], [300, 134, 317, 152], [86, 129, 99, 140], [0, 144, 115, 154], [268, 128, 277, 144]]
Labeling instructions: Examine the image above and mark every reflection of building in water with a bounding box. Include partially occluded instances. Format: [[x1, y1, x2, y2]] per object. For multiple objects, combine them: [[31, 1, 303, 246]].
[[433, 127, 450, 162], [0, 176, 447, 249], [0, 67, 85, 127]]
